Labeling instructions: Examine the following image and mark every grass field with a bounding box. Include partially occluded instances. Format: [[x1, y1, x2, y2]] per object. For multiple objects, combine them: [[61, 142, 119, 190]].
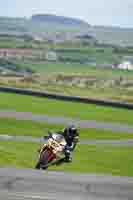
[[0, 140, 37, 168], [56, 47, 117, 64], [0, 92, 133, 125], [0, 118, 133, 140], [16, 61, 98, 73], [50, 144, 133, 176], [0, 140, 133, 176], [16, 60, 133, 76], [29, 82, 133, 103], [2, 57, 133, 103]]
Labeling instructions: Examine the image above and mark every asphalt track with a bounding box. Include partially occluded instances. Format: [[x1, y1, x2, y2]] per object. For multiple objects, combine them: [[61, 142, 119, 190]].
[[0, 167, 133, 200], [0, 110, 133, 133]]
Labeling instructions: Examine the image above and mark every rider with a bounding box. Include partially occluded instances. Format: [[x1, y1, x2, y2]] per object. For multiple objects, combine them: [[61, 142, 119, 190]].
[[61, 125, 79, 162], [40, 125, 79, 163]]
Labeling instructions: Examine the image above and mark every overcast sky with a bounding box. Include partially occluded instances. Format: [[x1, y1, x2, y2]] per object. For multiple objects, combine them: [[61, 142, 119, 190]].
[[1, 0, 133, 28]]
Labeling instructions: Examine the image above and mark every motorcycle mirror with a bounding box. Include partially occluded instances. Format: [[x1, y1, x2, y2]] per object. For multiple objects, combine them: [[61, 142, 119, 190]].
[[43, 136, 49, 140], [48, 131, 53, 137]]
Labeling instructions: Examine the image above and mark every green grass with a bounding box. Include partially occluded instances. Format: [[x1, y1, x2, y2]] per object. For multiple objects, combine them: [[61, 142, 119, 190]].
[[57, 47, 117, 64], [0, 140, 38, 168], [50, 144, 133, 176], [0, 118, 133, 140], [16, 60, 133, 77], [0, 118, 64, 137], [0, 92, 133, 125], [0, 40, 32, 48], [10, 60, 133, 103], [0, 140, 133, 176], [16, 61, 98, 73], [35, 83, 133, 103]]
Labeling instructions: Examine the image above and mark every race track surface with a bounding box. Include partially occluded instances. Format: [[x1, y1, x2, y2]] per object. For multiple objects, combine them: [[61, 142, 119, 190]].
[[0, 110, 133, 133], [0, 167, 133, 200]]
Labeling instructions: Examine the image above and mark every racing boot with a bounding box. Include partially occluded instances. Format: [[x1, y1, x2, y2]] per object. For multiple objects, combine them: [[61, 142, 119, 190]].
[[64, 149, 72, 162]]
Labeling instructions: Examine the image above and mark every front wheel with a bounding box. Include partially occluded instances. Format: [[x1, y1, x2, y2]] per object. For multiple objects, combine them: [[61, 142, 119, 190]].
[[35, 161, 41, 169], [35, 147, 56, 170], [35, 160, 48, 170]]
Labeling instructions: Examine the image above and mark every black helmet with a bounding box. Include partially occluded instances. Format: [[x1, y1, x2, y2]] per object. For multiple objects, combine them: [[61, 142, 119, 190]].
[[68, 125, 77, 135]]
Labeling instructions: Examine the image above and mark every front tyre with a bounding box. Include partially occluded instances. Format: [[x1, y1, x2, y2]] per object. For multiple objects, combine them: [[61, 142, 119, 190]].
[[35, 161, 48, 170], [35, 161, 41, 169]]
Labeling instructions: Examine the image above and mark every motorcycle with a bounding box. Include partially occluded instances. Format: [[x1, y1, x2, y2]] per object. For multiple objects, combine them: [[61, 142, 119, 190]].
[[35, 132, 67, 170]]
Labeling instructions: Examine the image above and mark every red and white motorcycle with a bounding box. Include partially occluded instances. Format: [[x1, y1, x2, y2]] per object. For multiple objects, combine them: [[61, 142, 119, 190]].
[[35, 132, 66, 170]]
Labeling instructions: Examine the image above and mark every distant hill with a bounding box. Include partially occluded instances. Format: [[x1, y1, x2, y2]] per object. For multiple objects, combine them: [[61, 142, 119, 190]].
[[31, 14, 89, 27], [0, 15, 90, 38], [0, 14, 133, 46]]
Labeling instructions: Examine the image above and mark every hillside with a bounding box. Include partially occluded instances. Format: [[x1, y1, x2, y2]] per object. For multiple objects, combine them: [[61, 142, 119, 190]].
[[0, 14, 133, 46], [0, 14, 89, 36], [31, 14, 89, 27]]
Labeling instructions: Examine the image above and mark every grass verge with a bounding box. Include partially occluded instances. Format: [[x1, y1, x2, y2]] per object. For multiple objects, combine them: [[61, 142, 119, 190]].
[[0, 92, 133, 125], [0, 118, 133, 140], [50, 144, 133, 177], [0, 140, 133, 176]]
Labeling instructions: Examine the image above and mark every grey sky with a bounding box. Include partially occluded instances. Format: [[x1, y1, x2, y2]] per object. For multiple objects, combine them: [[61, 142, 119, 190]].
[[1, 0, 133, 28]]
